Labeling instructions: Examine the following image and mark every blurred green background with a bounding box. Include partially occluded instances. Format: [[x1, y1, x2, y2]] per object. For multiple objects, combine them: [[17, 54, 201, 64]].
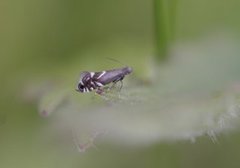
[[1, 0, 240, 167]]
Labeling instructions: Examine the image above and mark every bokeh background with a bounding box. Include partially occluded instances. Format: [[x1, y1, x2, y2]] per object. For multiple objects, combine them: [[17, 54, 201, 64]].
[[1, 0, 240, 167]]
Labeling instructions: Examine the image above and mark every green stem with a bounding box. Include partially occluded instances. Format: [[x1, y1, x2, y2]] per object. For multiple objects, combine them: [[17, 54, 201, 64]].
[[153, 0, 177, 62], [169, 0, 178, 41]]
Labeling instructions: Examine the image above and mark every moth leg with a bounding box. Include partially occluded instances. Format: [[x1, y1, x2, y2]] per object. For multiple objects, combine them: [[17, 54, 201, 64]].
[[95, 88, 110, 100], [95, 87, 105, 95], [109, 76, 124, 91], [113, 80, 123, 91], [109, 82, 117, 90], [119, 80, 123, 91]]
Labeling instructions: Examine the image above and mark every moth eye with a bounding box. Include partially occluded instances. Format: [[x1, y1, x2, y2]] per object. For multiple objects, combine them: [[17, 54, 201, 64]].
[[78, 84, 85, 92]]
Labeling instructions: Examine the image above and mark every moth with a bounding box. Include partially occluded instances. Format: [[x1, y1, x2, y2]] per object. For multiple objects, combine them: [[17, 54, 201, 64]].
[[76, 66, 132, 94]]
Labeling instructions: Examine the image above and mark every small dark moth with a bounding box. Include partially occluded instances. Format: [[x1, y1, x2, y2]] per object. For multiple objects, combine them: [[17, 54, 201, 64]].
[[76, 66, 132, 94]]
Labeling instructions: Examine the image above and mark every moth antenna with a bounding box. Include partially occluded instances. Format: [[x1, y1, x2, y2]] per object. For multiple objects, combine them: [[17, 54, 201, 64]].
[[105, 57, 126, 66]]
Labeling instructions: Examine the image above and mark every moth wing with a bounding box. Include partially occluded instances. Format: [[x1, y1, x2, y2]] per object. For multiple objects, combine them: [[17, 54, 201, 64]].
[[92, 70, 120, 85], [91, 71, 106, 86]]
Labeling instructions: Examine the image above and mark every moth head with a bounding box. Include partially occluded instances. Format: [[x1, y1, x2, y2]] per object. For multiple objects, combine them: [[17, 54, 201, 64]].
[[76, 71, 89, 92], [77, 83, 85, 92]]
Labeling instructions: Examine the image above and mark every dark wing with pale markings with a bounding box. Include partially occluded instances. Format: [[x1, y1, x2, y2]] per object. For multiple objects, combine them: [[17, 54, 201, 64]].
[[94, 69, 124, 85]]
